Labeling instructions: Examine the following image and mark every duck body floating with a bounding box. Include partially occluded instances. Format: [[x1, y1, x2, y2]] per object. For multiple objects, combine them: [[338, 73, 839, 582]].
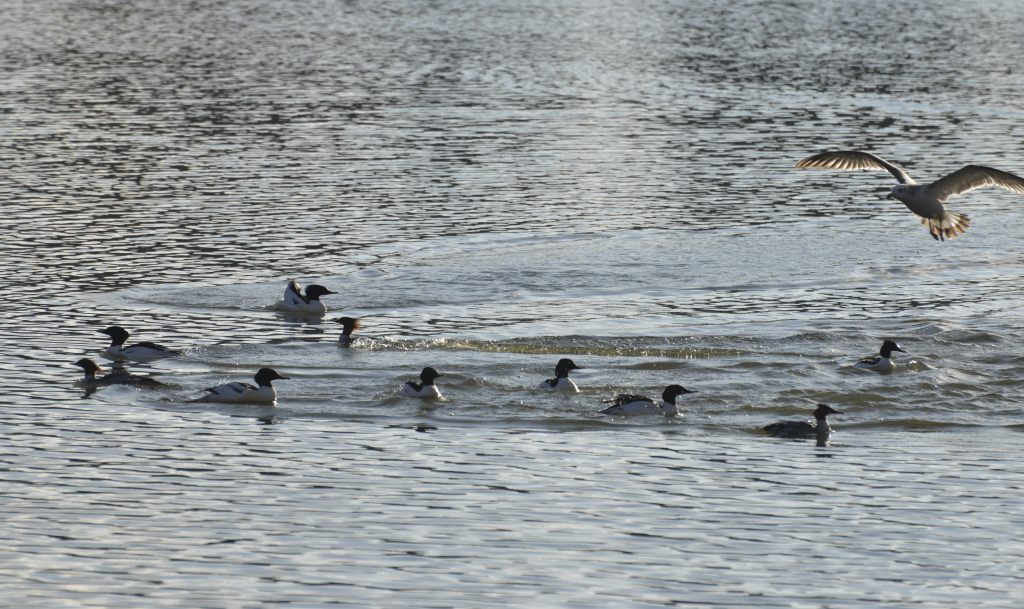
[[601, 385, 696, 417], [199, 368, 290, 404], [277, 280, 336, 315], [99, 326, 180, 363], [537, 358, 582, 392], [401, 367, 443, 399]]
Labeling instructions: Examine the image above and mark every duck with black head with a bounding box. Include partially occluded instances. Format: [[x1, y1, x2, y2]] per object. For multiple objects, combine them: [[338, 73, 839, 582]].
[[198, 368, 290, 404], [400, 367, 443, 399], [600, 384, 696, 417], [277, 279, 337, 315], [855, 340, 906, 372], [537, 358, 583, 392], [99, 326, 180, 363]]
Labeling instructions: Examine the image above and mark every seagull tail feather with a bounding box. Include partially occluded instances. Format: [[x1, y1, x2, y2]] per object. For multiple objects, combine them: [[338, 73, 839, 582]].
[[922, 212, 970, 241]]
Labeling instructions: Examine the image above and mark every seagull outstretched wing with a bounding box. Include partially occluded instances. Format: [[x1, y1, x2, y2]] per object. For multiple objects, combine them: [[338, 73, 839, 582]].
[[927, 165, 1024, 202], [796, 151, 916, 185]]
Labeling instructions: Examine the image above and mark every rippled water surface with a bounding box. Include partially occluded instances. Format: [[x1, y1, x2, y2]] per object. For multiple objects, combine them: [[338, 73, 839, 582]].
[[3, 0, 1024, 607]]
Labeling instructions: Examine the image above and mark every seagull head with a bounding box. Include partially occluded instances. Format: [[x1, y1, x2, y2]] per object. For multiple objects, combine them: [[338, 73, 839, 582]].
[[888, 184, 911, 202]]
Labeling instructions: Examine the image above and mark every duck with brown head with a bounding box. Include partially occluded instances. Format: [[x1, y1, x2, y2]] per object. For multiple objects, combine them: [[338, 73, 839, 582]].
[[74, 358, 164, 388], [763, 404, 844, 446], [335, 316, 362, 346]]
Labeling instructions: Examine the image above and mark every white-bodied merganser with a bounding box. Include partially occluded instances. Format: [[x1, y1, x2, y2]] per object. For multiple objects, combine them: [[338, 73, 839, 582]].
[[854, 340, 906, 372], [796, 150, 1024, 240], [537, 358, 583, 392], [600, 384, 696, 417], [199, 367, 290, 404], [99, 326, 180, 363], [74, 358, 164, 388], [335, 316, 362, 346], [763, 404, 843, 444], [400, 367, 443, 399], [277, 280, 336, 315]]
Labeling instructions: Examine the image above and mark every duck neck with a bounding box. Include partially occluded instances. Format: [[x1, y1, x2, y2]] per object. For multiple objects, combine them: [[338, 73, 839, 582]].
[[815, 421, 832, 446]]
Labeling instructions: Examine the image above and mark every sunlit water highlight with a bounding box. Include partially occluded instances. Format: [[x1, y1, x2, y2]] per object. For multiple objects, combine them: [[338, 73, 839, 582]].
[[2, 0, 1024, 607]]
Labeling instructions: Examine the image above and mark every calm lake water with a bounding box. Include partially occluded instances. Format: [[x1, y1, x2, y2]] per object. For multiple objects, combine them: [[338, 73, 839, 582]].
[[3, 0, 1024, 607]]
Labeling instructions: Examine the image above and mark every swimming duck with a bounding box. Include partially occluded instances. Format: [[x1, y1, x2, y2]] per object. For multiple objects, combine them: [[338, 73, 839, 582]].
[[600, 384, 696, 417], [400, 367, 443, 399], [763, 404, 843, 442], [99, 326, 180, 363], [278, 280, 336, 315], [74, 358, 164, 388], [335, 316, 362, 346], [199, 368, 290, 404], [537, 358, 583, 392], [854, 340, 906, 372], [796, 150, 1024, 240]]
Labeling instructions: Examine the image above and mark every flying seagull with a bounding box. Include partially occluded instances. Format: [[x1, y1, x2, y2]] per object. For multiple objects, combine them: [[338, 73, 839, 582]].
[[795, 151, 1024, 240]]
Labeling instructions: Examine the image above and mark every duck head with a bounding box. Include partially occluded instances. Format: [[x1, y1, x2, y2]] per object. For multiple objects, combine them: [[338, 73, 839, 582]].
[[74, 358, 102, 376], [420, 367, 443, 385], [813, 403, 843, 419], [554, 358, 582, 378], [663, 384, 697, 404], [99, 326, 130, 345], [304, 285, 336, 300], [334, 316, 362, 335], [254, 368, 290, 387], [879, 340, 906, 357]]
